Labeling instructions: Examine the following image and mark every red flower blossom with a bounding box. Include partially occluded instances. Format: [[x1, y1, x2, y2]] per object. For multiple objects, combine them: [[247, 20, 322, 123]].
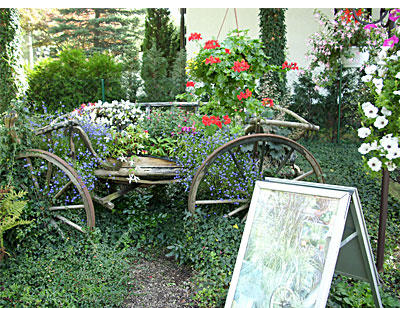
[[205, 56, 221, 64], [186, 81, 195, 87], [223, 115, 231, 125], [282, 61, 299, 70], [202, 115, 225, 128], [188, 33, 202, 41], [225, 48, 231, 54], [232, 59, 250, 72], [341, 8, 362, 24], [204, 40, 220, 49], [262, 98, 274, 107], [202, 115, 211, 126], [237, 89, 252, 101]]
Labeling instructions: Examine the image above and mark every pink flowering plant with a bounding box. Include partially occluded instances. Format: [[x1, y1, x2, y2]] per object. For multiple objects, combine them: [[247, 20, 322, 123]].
[[358, 13, 400, 174], [307, 9, 386, 87], [179, 30, 288, 120]]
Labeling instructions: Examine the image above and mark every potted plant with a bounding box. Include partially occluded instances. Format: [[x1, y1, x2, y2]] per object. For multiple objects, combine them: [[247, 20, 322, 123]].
[[307, 9, 386, 86], [178, 30, 290, 121]]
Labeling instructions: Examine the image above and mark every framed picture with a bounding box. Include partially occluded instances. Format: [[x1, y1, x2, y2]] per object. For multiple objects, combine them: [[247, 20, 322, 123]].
[[225, 179, 352, 308]]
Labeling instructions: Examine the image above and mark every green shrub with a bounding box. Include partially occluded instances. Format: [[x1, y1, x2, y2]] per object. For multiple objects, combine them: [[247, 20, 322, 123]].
[[26, 48, 125, 112]]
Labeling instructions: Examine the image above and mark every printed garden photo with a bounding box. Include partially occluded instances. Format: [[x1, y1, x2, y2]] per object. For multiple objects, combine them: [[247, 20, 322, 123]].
[[226, 181, 353, 308]]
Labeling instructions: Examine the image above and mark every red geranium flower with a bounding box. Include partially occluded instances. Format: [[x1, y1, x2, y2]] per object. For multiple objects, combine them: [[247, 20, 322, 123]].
[[188, 33, 202, 41], [223, 115, 231, 125], [225, 48, 231, 54], [202, 115, 211, 126], [204, 40, 220, 49], [232, 59, 250, 72], [262, 98, 274, 107], [205, 56, 221, 64], [186, 81, 195, 87]]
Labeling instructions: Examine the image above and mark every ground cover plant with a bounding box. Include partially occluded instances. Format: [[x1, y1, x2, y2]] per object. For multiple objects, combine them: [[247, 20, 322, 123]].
[[1, 98, 399, 307]]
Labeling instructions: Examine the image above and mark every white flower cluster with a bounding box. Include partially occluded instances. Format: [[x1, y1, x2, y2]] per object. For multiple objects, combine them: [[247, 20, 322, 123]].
[[362, 49, 400, 95], [358, 102, 399, 172], [72, 100, 144, 130]]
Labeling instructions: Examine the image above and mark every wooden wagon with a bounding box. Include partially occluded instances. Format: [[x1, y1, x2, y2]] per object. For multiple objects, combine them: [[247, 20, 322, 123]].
[[6, 102, 324, 233]]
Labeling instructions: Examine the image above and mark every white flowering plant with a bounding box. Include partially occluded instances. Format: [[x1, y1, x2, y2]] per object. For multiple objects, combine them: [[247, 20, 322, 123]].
[[307, 9, 386, 87], [358, 22, 400, 174]]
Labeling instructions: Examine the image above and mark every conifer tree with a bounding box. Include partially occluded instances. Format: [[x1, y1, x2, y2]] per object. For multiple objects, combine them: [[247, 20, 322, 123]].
[[49, 8, 144, 57], [140, 8, 184, 101]]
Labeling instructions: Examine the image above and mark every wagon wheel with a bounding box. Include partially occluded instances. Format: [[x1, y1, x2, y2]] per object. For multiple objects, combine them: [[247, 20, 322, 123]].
[[17, 149, 95, 233], [188, 134, 324, 218]]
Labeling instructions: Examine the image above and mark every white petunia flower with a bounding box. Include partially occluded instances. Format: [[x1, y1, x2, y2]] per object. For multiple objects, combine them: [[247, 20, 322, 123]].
[[394, 91, 400, 95], [367, 157, 382, 172], [364, 65, 377, 75], [358, 143, 372, 154], [396, 72, 400, 79], [386, 161, 397, 172], [361, 102, 373, 111], [370, 140, 379, 151], [380, 136, 399, 153], [118, 156, 127, 162], [374, 116, 388, 129], [372, 78, 384, 91], [361, 74, 372, 82], [381, 107, 392, 116], [358, 127, 371, 138], [363, 103, 379, 118], [386, 149, 400, 160]]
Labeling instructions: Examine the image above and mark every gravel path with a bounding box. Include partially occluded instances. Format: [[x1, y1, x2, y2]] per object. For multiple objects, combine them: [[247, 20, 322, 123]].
[[124, 256, 197, 308]]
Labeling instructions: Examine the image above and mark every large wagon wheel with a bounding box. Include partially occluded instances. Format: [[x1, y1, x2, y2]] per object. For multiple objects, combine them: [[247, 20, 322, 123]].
[[188, 134, 324, 218], [17, 149, 95, 233]]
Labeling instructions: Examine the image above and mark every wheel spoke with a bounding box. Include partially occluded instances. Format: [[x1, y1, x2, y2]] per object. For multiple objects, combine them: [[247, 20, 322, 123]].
[[228, 149, 246, 180], [195, 199, 249, 205], [54, 214, 83, 232], [258, 141, 266, 178], [49, 204, 85, 211], [45, 161, 53, 185], [293, 169, 314, 181], [225, 203, 250, 217], [25, 157, 40, 191], [53, 180, 72, 201], [275, 148, 295, 176]]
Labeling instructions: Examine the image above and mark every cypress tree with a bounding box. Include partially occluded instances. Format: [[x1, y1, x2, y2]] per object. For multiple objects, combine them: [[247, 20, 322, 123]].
[[140, 8, 184, 101]]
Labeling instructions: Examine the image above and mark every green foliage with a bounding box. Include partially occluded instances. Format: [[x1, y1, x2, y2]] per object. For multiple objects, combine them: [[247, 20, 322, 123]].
[[290, 69, 370, 142], [258, 8, 287, 101], [26, 48, 125, 112], [0, 8, 24, 112], [0, 235, 131, 307], [0, 187, 32, 254]]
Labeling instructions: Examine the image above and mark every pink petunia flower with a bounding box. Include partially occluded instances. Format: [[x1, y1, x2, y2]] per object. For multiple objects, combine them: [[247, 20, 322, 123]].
[[364, 24, 377, 30], [383, 35, 399, 48]]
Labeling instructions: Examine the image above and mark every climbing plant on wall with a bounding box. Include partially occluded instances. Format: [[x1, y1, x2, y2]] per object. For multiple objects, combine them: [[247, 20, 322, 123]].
[[258, 8, 287, 102], [0, 8, 23, 112]]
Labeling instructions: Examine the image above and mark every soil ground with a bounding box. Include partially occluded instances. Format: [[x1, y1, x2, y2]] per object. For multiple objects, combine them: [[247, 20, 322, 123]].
[[123, 255, 197, 308]]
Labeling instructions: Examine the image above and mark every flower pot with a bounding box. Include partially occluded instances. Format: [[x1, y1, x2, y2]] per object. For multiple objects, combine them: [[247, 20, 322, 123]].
[[340, 46, 369, 68]]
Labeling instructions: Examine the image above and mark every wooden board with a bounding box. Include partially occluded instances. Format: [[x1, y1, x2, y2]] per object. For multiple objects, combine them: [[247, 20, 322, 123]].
[[97, 156, 181, 181]]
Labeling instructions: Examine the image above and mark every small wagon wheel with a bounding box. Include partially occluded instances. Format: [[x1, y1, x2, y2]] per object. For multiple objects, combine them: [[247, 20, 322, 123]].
[[188, 134, 324, 218], [17, 149, 95, 233]]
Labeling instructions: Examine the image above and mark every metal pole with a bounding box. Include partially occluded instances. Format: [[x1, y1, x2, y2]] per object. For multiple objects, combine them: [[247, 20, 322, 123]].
[[377, 168, 389, 272], [337, 63, 343, 143], [101, 79, 105, 102]]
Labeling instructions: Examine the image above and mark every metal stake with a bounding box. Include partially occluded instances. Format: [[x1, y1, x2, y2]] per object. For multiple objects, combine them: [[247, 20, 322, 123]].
[[376, 168, 389, 272]]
